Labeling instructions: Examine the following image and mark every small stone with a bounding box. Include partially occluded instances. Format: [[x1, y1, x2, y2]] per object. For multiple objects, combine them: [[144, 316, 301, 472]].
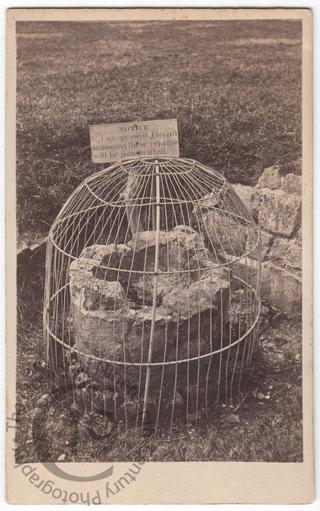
[[70, 402, 81, 420], [83, 281, 125, 312], [257, 189, 301, 237], [261, 348, 286, 368], [265, 394, 271, 400], [57, 454, 66, 461], [257, 165, 281, 189], [37, 394, 51, 408], [260, 305, 270, 318], [226, 413, 240, 424], [171, 391, 184, 408], [75, 372, 91, 388], [281, 173, 302, 194], [84, 413, 113, 438]]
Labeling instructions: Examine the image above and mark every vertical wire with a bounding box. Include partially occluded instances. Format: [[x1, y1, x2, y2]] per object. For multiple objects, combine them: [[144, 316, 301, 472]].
[[163, 164, 192, 427], [81, 176, 131, 422], [170, 163, 226, 411], [135, 176, 155, 431], [64, 186, 101, 413], [103, 165, 150, 430], [142, 161, 161, 426], [168, 166, 250, 407], [223, 189, 254, 396], [247, 230, 261, 366], [66, 165, 147, 425], [166, 162, 207, 425], [69, 180, 122, 415], [78, 161, 147, 427], [154, 171, 171, 431], [118, 169, 152, 432], [223, 187, 260, 399], [163, 167, 187, 429], [168, 165, 214, 417]]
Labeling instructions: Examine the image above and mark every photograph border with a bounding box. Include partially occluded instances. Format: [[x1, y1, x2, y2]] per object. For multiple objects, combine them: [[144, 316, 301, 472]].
[[6, 7, 313, 504]]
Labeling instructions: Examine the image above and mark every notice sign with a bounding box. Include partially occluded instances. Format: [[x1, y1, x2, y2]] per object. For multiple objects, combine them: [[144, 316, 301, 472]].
[[89, 119, 179, 163]]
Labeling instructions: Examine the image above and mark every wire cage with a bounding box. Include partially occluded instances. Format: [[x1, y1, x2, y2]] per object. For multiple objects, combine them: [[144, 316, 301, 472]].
[[44, 156, 261, 432]]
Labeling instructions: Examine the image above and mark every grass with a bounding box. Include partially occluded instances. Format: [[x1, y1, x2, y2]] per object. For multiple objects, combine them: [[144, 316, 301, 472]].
[[15, 305, 303, 463], [15, 20, 303, 463], [16, 20, 302, 236]]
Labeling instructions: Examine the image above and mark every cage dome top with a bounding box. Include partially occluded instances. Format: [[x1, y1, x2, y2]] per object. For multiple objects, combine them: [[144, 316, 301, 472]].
[[51, 156, 258, 265]]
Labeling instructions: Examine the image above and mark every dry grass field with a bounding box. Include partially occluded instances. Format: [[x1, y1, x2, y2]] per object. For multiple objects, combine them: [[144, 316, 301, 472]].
[[15, 20, 303, 463], [17, 20, 302, 235]]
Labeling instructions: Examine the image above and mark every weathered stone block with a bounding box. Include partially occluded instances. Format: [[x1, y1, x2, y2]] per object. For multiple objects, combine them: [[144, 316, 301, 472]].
[[125, 225, 210, 304], [261, 262, 302, 317], [281, 173, 302, 195], [269, 238, 301, 271], [250, 188, 265, 222], [201, 210, 248, 257], [257, 165, 281, 189], [257, 189, 301, 237], [231, 183, 254, 213], [160, 269, 230, 321]]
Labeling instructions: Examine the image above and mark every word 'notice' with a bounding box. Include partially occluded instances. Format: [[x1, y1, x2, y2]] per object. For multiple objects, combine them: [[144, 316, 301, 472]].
[[89, 119, 179, 163]]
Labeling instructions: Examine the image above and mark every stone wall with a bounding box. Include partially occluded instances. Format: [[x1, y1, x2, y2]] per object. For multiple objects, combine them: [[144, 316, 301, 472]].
[[232, 165, 302, 318]]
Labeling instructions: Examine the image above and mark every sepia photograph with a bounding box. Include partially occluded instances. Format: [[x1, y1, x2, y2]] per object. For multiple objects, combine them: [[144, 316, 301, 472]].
[[6, 7, 313, 505]]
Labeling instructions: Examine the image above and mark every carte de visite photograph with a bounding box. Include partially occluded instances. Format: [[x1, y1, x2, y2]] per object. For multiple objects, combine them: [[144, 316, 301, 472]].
[[6, 8, 313, 505]]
